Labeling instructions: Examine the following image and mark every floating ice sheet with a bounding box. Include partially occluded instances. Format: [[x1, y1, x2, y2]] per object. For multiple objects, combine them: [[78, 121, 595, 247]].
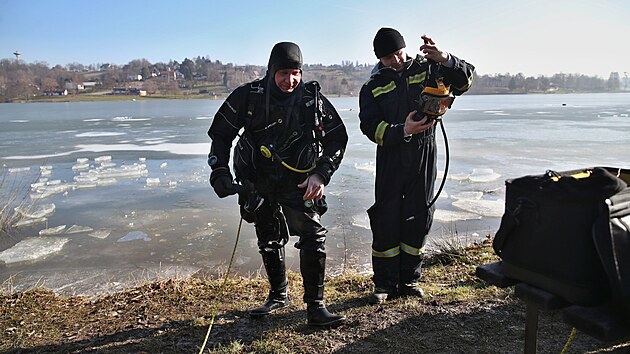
[[88, 229, 111, 239], [0, 237, 69, 264], [146, 178, 160, 186], [39, 225, 67, 235], [117, 231, 151, 242], [451, 191, 483, 201], [354, 162, 376, 175], [66, 225, 94, 234], [15, 203, 56, 218], [434, 209, 482, 223], [13, 217, 47, 227], [351, 213, 370, 230], [8, 167, 30, 173], [94, 155, 112, 163], [452, 199, 505, 218], [468, 168, 501, 183]]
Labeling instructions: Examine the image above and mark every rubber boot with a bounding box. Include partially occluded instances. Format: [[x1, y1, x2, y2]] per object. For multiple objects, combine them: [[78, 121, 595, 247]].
[[300, 249, 346, 327], [250, 248, 290, 318]]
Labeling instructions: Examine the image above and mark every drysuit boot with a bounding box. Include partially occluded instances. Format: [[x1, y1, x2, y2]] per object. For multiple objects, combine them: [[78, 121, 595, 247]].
[[300, 249, 346, 327], [250, 248, 290, 318]]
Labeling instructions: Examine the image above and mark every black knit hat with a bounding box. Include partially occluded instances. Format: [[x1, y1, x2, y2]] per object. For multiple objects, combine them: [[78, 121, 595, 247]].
[[267, 42, 303, 76], [373, 27, 406, 59]]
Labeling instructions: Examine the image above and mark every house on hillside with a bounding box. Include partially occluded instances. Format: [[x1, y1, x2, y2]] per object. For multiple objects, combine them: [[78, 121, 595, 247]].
[[43, 89, 68, 96], [112, 87, 146, 96], [65, 82, 85, 91]]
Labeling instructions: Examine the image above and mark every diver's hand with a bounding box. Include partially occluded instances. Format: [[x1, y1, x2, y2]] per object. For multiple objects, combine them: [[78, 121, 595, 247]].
[[298, 174, 324, 201], [211, 174, 237, 198], [403, 110, 435, 136], [419, 35, 449, 63]]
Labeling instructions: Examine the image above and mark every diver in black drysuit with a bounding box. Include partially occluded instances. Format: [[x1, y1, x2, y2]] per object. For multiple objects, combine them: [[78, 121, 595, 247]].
[[207, 42, 348, 327]]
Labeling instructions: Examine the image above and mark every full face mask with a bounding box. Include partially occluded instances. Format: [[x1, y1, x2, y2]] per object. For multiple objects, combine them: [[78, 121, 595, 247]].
[[418, 79, 454, 120]]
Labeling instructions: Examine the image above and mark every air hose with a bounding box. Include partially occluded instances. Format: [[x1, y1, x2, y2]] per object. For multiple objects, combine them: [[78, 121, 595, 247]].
[[260, 145, 316, 174], [427, 118, 449, 209]]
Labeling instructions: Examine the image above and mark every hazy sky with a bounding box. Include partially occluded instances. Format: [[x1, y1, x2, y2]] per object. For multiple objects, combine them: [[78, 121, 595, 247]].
[[1, 0, 629, 78]]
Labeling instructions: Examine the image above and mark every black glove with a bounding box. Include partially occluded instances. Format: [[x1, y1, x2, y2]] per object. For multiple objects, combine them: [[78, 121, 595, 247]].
[[210, 169, 237, 198]]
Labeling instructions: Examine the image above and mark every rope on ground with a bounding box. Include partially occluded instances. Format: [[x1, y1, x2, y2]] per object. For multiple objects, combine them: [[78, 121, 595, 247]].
[[561, 327, 577, 354], [198, 217, 244, 354]]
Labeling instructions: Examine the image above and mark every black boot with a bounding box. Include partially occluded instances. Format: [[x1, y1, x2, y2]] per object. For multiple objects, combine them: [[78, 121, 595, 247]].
[[300, 249, 346, 327], [250, 248, 290, 318]]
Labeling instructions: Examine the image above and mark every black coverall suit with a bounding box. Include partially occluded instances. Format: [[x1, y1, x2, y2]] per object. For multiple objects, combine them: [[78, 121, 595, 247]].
[[358, 55, 474, 292], [208, 76, 348, 309]]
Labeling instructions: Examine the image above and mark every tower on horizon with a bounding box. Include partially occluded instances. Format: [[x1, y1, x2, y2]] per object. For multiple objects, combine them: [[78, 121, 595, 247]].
[[13, 50, 21, 62]]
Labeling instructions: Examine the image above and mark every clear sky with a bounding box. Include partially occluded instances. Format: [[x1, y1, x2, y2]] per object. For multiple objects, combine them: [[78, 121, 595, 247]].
[[1, 0, 629, 78]]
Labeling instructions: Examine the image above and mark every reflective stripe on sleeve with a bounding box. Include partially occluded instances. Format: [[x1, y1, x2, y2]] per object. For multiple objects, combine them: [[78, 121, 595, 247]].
[[372, 246, 400, 258], [407, 72, 426, 85], [371, 81, 396, 98], [400, 242, 425, 256], [454, 71, 474, 91], [374, 121, 389, 146]]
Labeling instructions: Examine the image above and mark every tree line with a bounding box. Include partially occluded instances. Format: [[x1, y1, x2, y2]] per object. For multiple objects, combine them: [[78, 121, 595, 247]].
[[0, 56, 626, 102]]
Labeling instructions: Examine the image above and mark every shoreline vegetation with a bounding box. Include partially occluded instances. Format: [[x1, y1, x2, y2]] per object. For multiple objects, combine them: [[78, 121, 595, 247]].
[[1, 239, 628, 353], [2, 57, 627, 103], [9, 87, 630, 105]]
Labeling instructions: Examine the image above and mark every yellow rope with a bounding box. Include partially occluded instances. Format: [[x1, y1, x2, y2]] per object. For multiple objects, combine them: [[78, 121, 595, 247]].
[[198, 217, 243, 354], [561, 327, 577, 354]]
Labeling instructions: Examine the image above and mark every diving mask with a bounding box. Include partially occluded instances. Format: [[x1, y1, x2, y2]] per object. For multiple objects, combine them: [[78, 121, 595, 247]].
[[418, 79, 454, 119]]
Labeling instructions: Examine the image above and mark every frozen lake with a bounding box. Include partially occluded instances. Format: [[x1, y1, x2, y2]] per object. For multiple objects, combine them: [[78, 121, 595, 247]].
[[1, 93, 630, 298]]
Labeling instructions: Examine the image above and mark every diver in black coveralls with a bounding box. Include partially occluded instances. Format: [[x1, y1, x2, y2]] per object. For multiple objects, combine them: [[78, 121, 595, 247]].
[[359, 28, 475, 304]]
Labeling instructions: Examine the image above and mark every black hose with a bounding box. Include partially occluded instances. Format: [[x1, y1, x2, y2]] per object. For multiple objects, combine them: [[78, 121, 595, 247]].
[[427, 118, 449, 209]]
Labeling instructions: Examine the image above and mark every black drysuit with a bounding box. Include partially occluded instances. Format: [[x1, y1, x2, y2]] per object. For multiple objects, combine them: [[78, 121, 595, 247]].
[[208, 76, 348, 304], [359, 55, 475, 291]]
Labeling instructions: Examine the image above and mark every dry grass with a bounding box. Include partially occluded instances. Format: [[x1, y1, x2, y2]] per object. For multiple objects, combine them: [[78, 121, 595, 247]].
[[0, 168, 36, 238], [1, 239, 629, 353]]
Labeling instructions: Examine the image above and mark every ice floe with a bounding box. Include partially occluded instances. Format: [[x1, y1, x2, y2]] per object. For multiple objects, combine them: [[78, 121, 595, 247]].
[[452, 199, 505, 218], [354, 162, 376, 175], [448, 168, 501, 183], [433, 209, 482, 222], [146, 178, 160, 186], [14, 203, 56, 218], [75, 132, 126, 137], [468, 168, 502, 183], [39, 225, 67, 235], [8, 167, 30, 173], [66, 225, 94, 234], [351, 213, 370, 230], [13, 217, 47, 227], [88, 229, 112, 239], [0, 237, 70, 264], [450, 191, 483, 201], [117, 231, 151, 242]]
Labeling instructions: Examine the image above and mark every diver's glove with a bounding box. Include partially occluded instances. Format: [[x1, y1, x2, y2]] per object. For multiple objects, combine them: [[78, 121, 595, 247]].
[[210, 168, 237, 198]]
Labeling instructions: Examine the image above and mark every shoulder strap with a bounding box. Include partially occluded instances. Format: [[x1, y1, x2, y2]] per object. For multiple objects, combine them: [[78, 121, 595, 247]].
[[303, 80, 324, 140], [243, 79, 265, 129]]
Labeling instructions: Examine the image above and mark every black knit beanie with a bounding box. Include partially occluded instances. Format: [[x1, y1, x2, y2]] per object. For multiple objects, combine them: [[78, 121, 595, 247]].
[[267, 42, 303, 77], [373, 27, 406, 59]]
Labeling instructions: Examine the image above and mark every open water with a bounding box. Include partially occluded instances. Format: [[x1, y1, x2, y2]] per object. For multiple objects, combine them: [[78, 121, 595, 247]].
[[1, 93, 629, 298]]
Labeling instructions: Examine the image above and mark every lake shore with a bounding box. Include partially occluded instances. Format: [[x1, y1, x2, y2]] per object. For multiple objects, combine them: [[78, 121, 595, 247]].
[[7, 88, 626, 104], [1, 239, 628, 353]]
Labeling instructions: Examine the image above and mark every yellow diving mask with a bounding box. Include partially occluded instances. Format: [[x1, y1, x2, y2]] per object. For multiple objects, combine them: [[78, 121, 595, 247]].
[[418, 79, 454, 119]]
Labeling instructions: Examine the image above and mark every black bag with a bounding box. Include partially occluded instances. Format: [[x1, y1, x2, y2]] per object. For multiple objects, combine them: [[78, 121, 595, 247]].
[[593, 184, 630, 317], [493, 167, 628, 305]]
